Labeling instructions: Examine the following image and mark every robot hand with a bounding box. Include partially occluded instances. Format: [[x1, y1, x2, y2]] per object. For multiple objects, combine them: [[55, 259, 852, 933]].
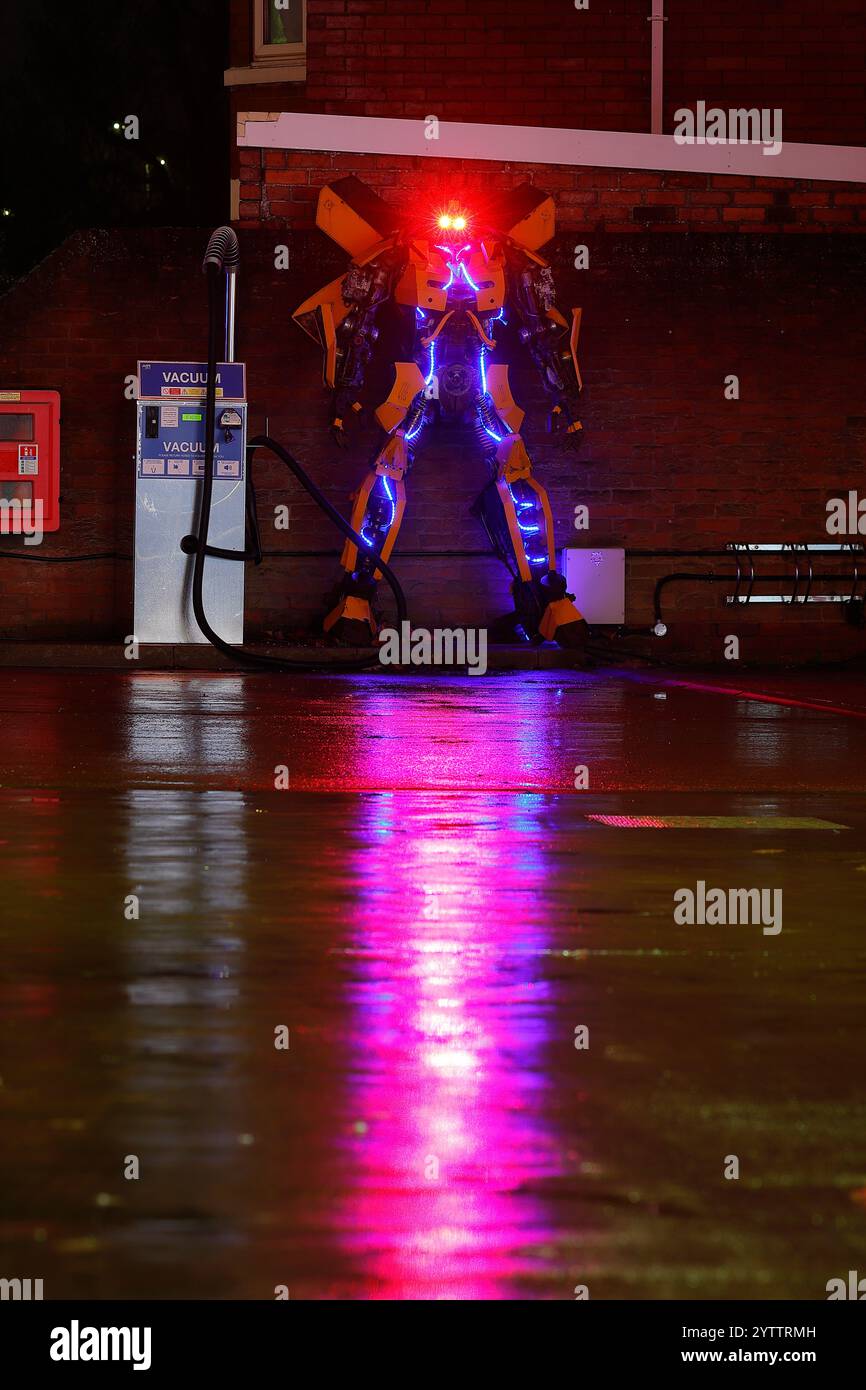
[[547, 396, 583, 445], [331, 418, 350, 449], [330, 394, 362, 449]]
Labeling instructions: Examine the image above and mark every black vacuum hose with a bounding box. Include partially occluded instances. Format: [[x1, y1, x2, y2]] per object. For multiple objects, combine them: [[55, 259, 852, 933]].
[[203, 225, 240, 273], [188, 259, 407, 672]]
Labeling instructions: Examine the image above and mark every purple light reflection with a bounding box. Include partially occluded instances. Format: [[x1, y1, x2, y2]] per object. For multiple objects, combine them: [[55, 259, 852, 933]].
[[332, 790, 572, 1299]]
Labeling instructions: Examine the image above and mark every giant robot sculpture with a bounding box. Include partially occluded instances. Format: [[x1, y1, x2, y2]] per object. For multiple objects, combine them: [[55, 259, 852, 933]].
[[293, 176, 586, 647]]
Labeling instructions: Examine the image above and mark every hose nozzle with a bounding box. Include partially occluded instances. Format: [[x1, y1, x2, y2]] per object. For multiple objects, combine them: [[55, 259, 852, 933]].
[[203, 226, 240, 274]]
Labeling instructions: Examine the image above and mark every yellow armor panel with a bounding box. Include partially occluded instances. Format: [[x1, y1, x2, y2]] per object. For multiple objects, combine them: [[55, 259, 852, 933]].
[[507, 194, 556, 251], [292, 274, 352, 388], [395, 254, 449, 313], [316, 180, 395, 259], [374, 362, 426, 433], [465, 250, 505, 313], [484, 364, 525, 434], [570, 307, 583, 390]]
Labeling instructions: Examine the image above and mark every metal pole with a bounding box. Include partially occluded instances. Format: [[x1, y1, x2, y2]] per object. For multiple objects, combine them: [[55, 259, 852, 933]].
[[225, 268, 237, 363], [648, 1, 666, 135]]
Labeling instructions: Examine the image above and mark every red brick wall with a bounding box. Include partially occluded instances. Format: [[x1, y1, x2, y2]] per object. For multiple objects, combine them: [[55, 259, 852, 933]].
[[230, 0, 866, 146], [1, 227, 864, 666], [239, 151, 866, 233], [232, 0, 651, 132], [665, 0, 866, 147], [231, 1, 866, 237]]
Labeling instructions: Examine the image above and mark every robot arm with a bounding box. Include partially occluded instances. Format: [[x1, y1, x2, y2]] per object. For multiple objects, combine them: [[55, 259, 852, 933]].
[[329, 259, 394, 444], [508, 255, 583, 439], [293, 254, 398, 446]]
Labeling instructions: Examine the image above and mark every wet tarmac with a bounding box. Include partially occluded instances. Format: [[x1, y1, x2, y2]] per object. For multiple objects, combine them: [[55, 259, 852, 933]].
[[0, 668, 864, 1299]]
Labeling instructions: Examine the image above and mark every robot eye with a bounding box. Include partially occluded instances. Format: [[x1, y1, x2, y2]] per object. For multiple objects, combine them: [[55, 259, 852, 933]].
[[438, 215, 453, 229], [452, 215, 467, 230]]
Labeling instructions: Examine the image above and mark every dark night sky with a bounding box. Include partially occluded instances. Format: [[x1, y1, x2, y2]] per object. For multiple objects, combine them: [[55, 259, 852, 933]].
[[0, 0, 228, 292]]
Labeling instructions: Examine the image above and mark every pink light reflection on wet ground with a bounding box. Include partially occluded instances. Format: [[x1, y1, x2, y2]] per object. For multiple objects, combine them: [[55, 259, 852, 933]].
[[1, 669, 866, 1299], [331, 792, 574, 1299]]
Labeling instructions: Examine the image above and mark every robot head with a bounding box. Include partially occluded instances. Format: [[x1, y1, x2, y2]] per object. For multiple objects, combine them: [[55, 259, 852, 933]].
[[433, 204, 473, 250]]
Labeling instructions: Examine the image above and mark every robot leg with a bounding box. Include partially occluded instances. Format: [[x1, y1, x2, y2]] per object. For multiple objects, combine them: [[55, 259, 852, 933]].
[[473, 430, 587, 649], [324, 431, 409, 645]]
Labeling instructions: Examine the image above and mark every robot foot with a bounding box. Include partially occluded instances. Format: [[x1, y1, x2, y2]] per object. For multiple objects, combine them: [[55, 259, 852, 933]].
[[329, 616, 377, 647], [534, 573, 589, 650], [323, 591, 377, 647], [549, 614, 589, 650]]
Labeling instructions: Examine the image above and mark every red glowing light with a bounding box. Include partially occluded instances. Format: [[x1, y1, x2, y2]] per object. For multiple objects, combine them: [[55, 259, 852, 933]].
[[435, 209, 470, 234]]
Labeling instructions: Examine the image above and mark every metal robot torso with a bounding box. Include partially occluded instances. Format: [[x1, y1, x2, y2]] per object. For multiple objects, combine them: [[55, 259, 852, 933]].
[[396, 229, 506, 424]]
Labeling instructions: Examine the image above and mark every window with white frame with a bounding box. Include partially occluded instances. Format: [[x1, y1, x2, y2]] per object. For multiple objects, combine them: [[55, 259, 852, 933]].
[[225, 0, 306, 86], [255, 0, 305, 62]]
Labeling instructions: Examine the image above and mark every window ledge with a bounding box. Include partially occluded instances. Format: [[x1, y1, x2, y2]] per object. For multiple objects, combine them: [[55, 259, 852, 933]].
[[224, 61, 306, 87]]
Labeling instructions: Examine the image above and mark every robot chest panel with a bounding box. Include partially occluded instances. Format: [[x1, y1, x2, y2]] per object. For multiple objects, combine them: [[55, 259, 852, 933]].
[[458, 256, 505, 314], [397, 261, 448, 312], [396, 253, 505, 313], [429, 328, 481, 417]]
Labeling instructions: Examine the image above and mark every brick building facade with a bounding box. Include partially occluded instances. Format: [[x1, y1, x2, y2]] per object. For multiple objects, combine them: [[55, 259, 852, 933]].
[[231, 0, 866, 233], [1, 1, 865, 662]]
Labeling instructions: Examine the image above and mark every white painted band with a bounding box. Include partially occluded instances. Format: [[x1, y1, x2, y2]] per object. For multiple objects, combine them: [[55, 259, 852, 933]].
[[238, 111, 866, 184]]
